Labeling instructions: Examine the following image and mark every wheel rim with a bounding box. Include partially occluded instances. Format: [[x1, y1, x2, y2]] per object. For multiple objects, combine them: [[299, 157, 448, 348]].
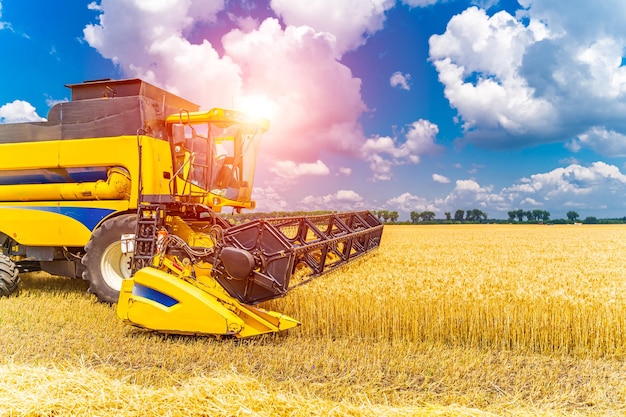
[[100, 241, 133, 291]]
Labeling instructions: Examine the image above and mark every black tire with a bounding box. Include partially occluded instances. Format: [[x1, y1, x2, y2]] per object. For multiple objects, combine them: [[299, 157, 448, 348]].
[[82, 214, 136, 303], [0, 252, 19, 297]]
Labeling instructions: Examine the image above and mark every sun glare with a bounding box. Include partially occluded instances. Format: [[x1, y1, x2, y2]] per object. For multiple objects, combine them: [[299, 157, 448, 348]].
[[238, 95, 278, 123]]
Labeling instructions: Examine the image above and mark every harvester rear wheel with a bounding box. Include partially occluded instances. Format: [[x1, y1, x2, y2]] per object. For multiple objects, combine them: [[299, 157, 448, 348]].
[[0, 252, 19, 297], [82, 214, 136, 303]]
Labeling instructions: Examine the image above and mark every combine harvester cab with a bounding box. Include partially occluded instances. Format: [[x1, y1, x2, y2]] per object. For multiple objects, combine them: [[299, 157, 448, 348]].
[[0, 78, 383, 338]]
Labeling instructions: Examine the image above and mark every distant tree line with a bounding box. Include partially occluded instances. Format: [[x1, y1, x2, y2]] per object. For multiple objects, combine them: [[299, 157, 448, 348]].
[[373, 210, 399, 223], [374, 208, 626, 225], [374, 208, 489, 224], [506, 210, 622, 224], [224, 209, 626, 226], [507, 209, 551, 222]]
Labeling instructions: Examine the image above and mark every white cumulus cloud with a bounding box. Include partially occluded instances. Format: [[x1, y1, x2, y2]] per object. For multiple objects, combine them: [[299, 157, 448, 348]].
[[361, 119, 443, 180], [270, 0, 395, 56], [568, 126, 626, 157], [491, 161, 626, 215], [338, 167, 352, 176], [251, 186, 290, 212], [429, 7, 555, 143], [432, 173, 450, 183], [386, 192, 436, 213], [83, 0, 238, 106], [0, 100, 45, 123], [390, 71, 411, 90], [429, 1, 626, 150], [269, 159, 330, 179], [516, 162, 626, 198], [301, 189, 365, 211]]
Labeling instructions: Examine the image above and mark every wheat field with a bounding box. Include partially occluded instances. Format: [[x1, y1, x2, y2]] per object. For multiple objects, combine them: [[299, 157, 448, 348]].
[[1, 224, 626, 416]]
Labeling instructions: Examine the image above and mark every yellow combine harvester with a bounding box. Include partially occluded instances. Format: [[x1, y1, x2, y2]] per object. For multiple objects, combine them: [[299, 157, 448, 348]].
[[0, 79, 383, 337]]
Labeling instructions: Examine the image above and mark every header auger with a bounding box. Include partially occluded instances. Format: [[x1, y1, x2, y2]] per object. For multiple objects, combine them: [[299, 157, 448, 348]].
[[0, 78, 383, 338]]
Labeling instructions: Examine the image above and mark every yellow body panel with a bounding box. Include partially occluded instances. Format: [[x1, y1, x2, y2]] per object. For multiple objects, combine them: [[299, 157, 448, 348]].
[[0, 135, 173, 246], [117, 267, 300, 338], [0, 201, 130, 246], [1, 141, 61, 170]]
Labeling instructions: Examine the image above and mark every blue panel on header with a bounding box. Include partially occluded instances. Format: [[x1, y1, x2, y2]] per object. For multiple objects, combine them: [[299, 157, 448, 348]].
[[132, 283, 179, 307]]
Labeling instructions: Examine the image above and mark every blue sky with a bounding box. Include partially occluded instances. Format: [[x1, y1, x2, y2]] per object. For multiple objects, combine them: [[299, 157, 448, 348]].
[[2, 0, 626, 220]]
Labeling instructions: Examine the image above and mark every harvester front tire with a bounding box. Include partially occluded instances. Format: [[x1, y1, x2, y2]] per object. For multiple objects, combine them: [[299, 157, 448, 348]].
[[82, 214, 136, 303], [0, 253, 19, 297]]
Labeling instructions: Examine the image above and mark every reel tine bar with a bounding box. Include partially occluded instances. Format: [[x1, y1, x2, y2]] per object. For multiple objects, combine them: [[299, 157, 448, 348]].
[[264, 211, 383, 285], [213, 211, 383, 304]]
